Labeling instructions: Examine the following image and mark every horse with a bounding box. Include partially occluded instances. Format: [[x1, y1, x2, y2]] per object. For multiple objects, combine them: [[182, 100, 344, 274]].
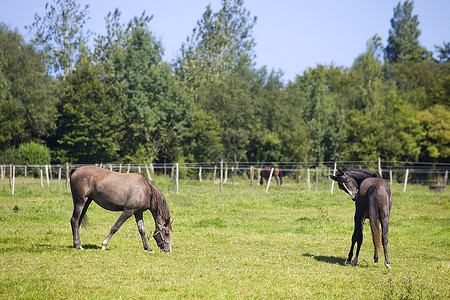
[[330, 168, 392, 268], [70, 166, 172, 252], [259, 166, 283, 186]]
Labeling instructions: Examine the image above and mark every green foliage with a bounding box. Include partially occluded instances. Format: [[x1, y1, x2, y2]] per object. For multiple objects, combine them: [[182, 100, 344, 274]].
[[0, 24, 58, 151], [419, 105, 450, 161], [18, 141, 51, 165], [3, 0, 447, 164], [56, 53, 123, 163]]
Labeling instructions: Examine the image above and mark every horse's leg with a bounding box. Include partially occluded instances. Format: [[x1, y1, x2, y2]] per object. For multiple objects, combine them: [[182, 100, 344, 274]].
[[347, 211, 359, 264], [381, 216, 391, 268], [346, 231, 356, 265], [352, 217, 365, 266], [101, 209, 134, 250], [71, 196, 90, 249], [134, 212, 154, 252]]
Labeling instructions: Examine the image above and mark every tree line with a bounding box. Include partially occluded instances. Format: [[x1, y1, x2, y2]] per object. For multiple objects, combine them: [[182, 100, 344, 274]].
[[0, 0, 448, 165]]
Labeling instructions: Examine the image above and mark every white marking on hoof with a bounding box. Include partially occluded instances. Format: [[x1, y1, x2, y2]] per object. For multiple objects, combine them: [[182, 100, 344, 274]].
[[352, 256, 358, 266], [385, 263, 391, 269]]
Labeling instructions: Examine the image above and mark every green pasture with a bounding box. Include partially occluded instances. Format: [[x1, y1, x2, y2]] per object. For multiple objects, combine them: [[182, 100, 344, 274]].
[[0, 176, 448, 299]]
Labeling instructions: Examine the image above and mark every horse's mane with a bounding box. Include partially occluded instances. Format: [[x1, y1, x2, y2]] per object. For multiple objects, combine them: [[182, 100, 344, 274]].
[[340, 168, 380, 177], [339, 168, 380, 184], [144, 177, 171, 221]]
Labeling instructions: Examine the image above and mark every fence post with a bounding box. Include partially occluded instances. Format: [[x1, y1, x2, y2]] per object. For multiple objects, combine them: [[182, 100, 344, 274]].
[[378, 157, 382, 177], [331, 162, 337, 195], [199, 166, 202, 182], [9, 164, 12, 190], [146, 165, 152, 181], [224, 166, 228, 183], [66, 163, 69, 190], [444, 170, 448, 187], [266, 167, 274, 193], [307, 168, 311, 190], [45, 165, 50, 188], [40, 169, 44, 189], [389, 169, 393, 185], [231, 167, 235, 190], [213, 166, 217, 186], [175, 163, 179, 195], [403, 169, 409, 192], [12, 166, 15, 195], [315, 167, 319, 191], [250, 165, 254, 189], [220, 160, 224, 192]]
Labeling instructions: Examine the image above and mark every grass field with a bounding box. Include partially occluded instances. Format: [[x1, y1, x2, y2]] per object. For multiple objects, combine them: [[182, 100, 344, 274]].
[[0, 176, 448, 299]]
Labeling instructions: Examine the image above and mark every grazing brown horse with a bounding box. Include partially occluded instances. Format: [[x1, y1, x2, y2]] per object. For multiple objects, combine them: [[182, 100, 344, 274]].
[[70, 166, 172, 252], [330, 168, 392, 268], [259, 166, 283, 186]]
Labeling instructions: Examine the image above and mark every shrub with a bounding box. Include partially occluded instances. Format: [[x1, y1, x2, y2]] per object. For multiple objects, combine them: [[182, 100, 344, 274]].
[[18, 142, 51, 165]]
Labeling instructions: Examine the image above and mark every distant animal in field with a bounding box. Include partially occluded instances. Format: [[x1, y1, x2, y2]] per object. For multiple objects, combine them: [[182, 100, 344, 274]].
[[70, 166, 172, 252], [259, 166, 283, 186], [330, 168, 392, 268]]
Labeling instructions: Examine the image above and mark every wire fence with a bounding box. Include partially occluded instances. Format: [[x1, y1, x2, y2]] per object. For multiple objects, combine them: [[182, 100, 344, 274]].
[[1, 160, 449, 195]]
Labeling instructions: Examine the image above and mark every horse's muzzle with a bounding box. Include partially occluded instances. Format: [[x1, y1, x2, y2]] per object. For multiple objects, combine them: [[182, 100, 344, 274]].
[[153, 230, 172, 252]]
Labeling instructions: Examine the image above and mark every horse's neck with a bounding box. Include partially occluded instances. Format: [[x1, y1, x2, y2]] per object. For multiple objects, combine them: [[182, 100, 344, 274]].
[[348, 172, 374, 185]]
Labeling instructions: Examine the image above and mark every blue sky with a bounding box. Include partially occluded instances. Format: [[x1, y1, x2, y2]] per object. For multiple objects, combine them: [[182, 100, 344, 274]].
[[1, 0, 449, 82]]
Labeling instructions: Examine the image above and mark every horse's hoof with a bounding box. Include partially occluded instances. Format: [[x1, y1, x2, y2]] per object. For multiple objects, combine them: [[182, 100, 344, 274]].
[[345, 259, 351, 264], [75, 245, 84, 250], [385, 263, 391, 269]]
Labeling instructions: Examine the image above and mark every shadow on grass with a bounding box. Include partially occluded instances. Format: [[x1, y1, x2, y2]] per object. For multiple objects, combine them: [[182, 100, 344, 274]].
[[302, 253, 347, 266], [37, 244, 102, 250]]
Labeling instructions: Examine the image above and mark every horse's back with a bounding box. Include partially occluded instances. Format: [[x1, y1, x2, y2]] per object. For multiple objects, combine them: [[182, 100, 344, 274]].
[[70, 166, 149, 211], [360, 177, 392, 214]]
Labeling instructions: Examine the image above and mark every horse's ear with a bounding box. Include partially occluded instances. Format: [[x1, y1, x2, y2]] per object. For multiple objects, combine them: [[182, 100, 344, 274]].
[[330, 175, 338, 181]]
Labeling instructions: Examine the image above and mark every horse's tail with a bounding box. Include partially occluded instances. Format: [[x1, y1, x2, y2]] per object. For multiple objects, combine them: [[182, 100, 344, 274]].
[[369, 195, 381, 250], [80, 214, 89, 229]]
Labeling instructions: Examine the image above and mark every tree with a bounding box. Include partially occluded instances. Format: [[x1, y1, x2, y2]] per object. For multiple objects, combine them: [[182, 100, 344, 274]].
[[55, 53, 123, 163], [349, 35, 388, 111], [175, 0, 258, 162], [289, 65, 347, 162], [176, 0, 256, 103], [27, 0, 90, 80], [0, 24, 57, 151], [435, 41, 450, 63], [418, 104, 450, 162], [92, 11, 193, 163], [385, 0, 429, 63]]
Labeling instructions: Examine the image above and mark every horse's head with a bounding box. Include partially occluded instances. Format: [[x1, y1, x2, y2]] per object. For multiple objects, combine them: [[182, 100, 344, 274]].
[[330, 170, 358, 200], [153, 216, 173, 252]]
